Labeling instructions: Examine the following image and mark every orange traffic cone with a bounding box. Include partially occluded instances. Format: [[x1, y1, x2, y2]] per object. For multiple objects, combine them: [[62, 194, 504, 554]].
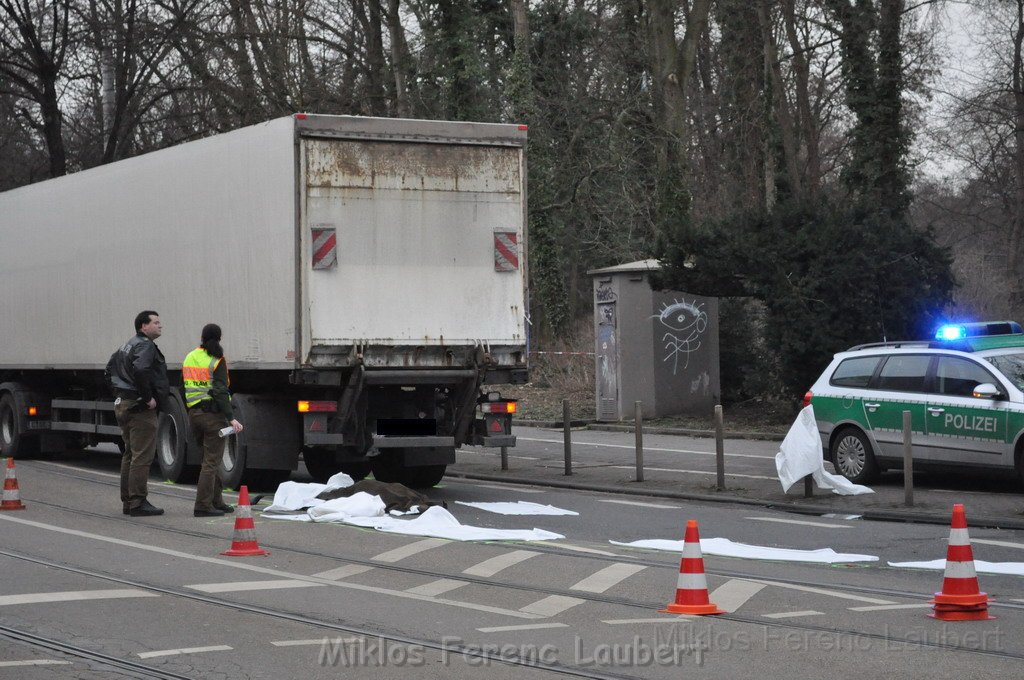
[[929, 504, 992, 621], [659, 519, 725, 615], [1, 458, 26, 511], [221, 486, 268, 557]]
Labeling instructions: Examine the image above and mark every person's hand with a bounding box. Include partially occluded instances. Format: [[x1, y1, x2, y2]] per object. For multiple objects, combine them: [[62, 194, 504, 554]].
[[231, 419, 243, 433], [146, 398, 157, 410]]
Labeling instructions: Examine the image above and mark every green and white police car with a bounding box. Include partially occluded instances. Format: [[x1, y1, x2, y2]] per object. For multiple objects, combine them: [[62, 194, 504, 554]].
[[807, 321, 1024, 484]]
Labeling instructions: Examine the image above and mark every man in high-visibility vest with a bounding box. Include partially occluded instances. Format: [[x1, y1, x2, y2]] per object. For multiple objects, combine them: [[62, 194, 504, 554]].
[[183, 323, 242, 517]]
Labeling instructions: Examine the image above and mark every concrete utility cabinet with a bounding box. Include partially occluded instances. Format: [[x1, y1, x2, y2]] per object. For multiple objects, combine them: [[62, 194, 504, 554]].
[[590, 260, 720, 421]]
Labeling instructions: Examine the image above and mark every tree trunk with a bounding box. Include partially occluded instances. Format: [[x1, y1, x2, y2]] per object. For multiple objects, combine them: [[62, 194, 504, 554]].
[[385, 0, 412, 117]]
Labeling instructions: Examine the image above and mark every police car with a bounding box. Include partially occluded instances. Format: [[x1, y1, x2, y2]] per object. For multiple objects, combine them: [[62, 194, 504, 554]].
[[806, 321, 1024, 484]]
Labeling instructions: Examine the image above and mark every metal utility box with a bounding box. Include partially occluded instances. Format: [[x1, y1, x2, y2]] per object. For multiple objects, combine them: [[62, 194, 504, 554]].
[[590, 260, 720, 421]]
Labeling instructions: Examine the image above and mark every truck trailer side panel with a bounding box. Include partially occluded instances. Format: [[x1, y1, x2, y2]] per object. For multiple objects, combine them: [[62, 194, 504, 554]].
[[0, 117, 297, 368]]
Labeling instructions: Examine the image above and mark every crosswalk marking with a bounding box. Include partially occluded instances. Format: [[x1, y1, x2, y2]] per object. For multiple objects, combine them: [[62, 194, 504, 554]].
[[0, 589, 159, 606], [463, 550, 540, 577], [271, 638, 359, 647], [848, 603, 932, 612], [973, 538, 1024, 550], [371, 538, 447, 563], [187, 580, 324, 593], [571, 564, 646, 593], [312, 564, 374, 580], [477, 623, 569, 633], [748, 579, 894, 604], [762, 611, 824, 619], [138, 645, 233, 659], [0, 660, 72, 667], [708, 579, 766, 613], [520, 595, 586, 617], [405, 579, 469, 597]]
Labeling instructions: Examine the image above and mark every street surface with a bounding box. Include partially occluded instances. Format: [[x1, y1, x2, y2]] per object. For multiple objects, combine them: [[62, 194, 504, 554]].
[[2, 426, 1023, 679]]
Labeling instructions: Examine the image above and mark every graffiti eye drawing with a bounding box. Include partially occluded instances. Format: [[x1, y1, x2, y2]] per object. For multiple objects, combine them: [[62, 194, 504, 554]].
[[654, 299, 708, 374]]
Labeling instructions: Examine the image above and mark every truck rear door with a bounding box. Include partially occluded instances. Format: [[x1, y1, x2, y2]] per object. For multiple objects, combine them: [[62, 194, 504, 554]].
[[300, 135, 525, 356]]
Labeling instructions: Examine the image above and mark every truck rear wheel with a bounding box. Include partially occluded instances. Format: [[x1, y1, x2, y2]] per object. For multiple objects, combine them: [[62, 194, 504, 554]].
[[157, 394, 199, 483], [0, 390, 39, 458], [303, 447, 370, 484], [370, 452, 446, 488]]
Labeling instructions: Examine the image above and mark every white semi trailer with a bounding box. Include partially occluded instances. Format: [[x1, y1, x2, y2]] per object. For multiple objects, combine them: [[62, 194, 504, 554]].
[[0, 114, 528, 488]]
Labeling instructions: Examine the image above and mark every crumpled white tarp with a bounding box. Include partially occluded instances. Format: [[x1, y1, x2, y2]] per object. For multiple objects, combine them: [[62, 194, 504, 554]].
[[341, 506, 564, 542], [610, 538, 878, 564], [776, 405, 873, 496], [308, 492, 386, 522], [888, 559, 1024, 576], [261, 473, 354, 514], [455, 501, 579, 516]]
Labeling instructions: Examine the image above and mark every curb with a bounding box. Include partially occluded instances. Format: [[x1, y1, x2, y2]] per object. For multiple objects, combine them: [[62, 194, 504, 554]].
[[516, 419, 786, 442], [445, 470, 1024, 531]]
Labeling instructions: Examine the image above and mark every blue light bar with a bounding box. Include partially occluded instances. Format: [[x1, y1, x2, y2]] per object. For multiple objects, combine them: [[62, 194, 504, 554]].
[[936, 324, 966, 341]]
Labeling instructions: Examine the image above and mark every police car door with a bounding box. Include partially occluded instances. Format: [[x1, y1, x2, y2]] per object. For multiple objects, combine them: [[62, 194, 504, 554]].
[[863, 354, 932, 460], [922, 356, 1007, 464]]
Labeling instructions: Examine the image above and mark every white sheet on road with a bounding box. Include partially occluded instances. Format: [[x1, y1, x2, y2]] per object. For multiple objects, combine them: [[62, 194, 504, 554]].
[[343, 506, 564, 542], [261, 473, 355, 514], [455, 501, 578, 516], [888, 559, 1024, 576], [610, 538, 878, 563], [776, 406, 874, 496]]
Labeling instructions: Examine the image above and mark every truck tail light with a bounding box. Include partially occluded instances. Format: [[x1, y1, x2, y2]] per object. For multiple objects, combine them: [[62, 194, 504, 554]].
[[480, 401, 517, 414], [27, 406, 38, 416], [802, 391, 813, 408], [297, 400, 337, 413]]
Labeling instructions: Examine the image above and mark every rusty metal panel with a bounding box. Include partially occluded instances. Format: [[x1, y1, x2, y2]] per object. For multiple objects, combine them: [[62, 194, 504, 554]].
[[302, 137, 526, 353]]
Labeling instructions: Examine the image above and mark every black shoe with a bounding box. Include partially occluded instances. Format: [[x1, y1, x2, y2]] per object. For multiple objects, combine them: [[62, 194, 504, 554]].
[[194, 508, 226, 517], [129, 500, 164, 517], [213, 504, 234, 513], [122, 503, 130, 515]]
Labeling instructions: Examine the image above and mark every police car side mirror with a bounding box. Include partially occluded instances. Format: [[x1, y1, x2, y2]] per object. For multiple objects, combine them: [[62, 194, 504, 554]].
[[972, 383, 1003, 400]]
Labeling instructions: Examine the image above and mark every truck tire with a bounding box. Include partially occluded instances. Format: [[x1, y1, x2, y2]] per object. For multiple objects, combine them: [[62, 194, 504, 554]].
[[0, 390, 40, 458], [303, 447, 370, 484], [219, 435, 245, 491], [370, 451, 446, 488], [156, 393, 200, 484]]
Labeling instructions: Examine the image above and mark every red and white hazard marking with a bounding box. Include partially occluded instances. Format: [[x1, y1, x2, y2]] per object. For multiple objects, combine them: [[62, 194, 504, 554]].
[[311, 227, 337, 270], [494, 232, 519, 272]]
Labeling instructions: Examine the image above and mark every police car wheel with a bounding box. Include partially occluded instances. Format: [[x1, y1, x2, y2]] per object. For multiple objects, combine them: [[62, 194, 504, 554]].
[[831, 428, 879, 484]]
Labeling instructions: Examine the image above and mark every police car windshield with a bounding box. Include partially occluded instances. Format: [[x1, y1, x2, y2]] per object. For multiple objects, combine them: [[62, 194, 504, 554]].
[[984, 353, 1024, 391]]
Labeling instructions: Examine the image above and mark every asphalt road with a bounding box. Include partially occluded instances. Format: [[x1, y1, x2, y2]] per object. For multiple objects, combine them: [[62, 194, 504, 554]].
[[2, 429, 1023, 679]]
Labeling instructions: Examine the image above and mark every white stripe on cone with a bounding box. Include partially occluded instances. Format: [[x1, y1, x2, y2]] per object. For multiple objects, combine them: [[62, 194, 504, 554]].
[[942, 561, 978, 579], [947, 528, 971, 545], [676, 573, 710, 591]]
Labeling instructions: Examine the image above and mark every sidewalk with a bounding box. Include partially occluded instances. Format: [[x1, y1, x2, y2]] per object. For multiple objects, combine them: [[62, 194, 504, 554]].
[[449, 423, 1024, 530]]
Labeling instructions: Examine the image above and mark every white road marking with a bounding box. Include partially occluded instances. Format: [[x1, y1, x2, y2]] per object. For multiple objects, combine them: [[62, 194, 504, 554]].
[[598, 499, 681, 510], [762, 611, 824, 619], [708, 580, 766, 613], [611, 466, 777, 481], [571, 564, 647, 593], [973, 538, 1024, 550], [460, 483, 546, 494], [371, 538, 447, 563], [848, 603, 932, 612], [535, 543, 629, 557], [312, 564, 374, 580], [463, 550, 540, 577], [138, 645, 232, 659], [602, 618, 693, 624], [745, 517, 853, 529], [0, 589, 159, 606], [477, 623, 569, 633], [271, 638, 360, 647], [518, 436, 770, 460], [747, 579, 894, 605], [520, 595, 587, 617], [405, 579, 468, 596], [0, 515, 545, 620], [0, 660, 72, 667], [187, 580, 325, 593]]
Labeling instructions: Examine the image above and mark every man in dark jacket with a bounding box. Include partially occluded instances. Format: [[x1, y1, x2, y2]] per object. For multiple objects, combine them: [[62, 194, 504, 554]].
[[107, 310, 169, 516]]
